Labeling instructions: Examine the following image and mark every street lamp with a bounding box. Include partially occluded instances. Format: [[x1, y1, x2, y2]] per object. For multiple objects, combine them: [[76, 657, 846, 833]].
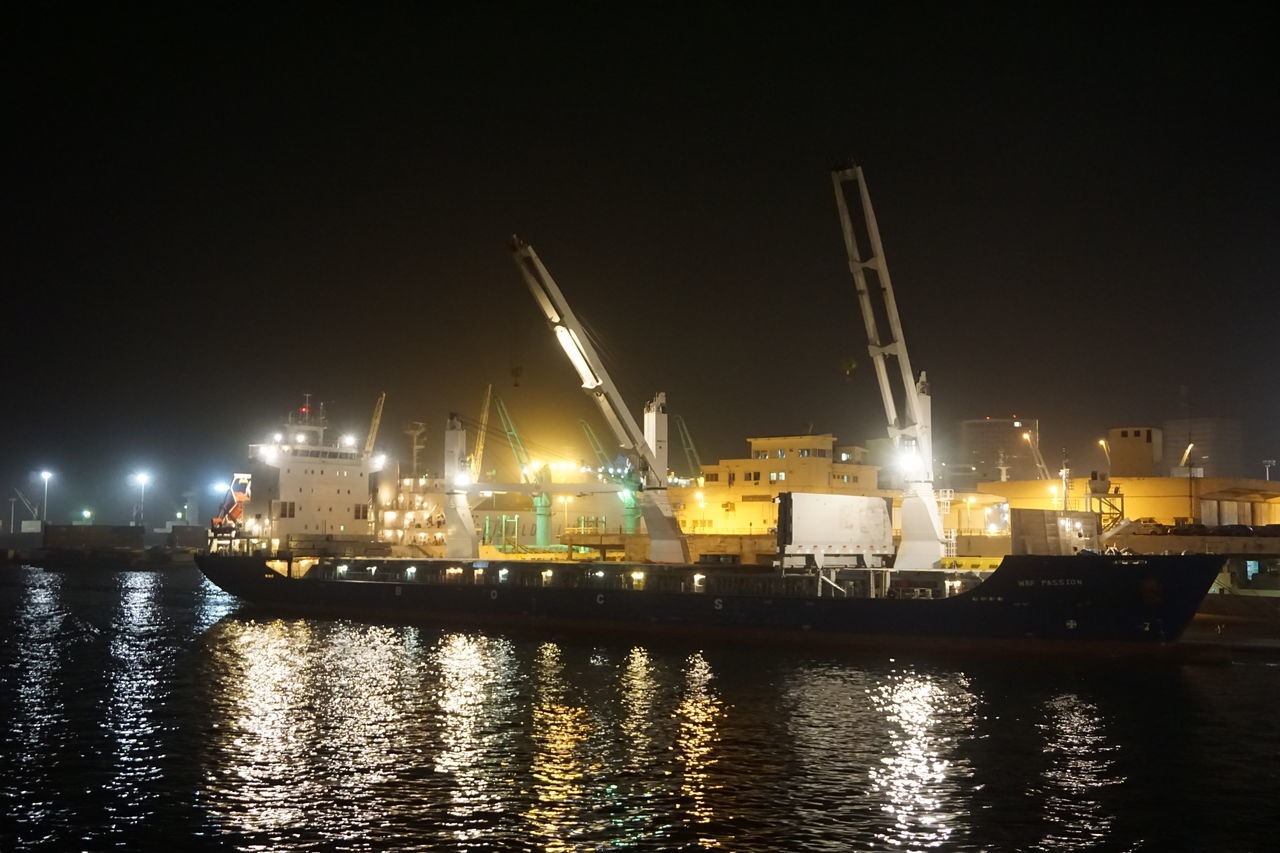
[[1265, 460, 1276, 481], [132, 471, 151, 527], [1098, 439, 1110, 468], [40, 471, 52, 522]]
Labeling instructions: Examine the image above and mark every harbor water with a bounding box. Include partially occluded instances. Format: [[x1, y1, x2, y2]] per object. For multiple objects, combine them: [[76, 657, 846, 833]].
[[1, 565, 1276, 851]]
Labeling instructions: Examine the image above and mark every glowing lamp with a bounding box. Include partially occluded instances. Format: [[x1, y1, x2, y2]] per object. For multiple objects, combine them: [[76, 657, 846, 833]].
[[554, 325, 602, 389]]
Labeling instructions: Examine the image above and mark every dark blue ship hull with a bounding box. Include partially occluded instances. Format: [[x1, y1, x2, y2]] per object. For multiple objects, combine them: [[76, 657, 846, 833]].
[[195, 552, 1223, 656]]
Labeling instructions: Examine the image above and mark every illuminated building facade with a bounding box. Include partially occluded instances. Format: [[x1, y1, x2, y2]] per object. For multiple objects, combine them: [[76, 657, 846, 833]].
[[668, 434, 882, 534], [1106, 426, 1162, 476]]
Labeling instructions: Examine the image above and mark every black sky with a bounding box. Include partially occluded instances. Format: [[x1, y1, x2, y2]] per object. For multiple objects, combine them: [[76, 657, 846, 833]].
[[5, 4, 1277, 523]]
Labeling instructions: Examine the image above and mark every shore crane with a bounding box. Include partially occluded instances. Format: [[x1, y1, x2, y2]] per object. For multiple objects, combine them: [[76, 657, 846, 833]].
[[673, 414, 704, 480], [468, 384, 494, 483], [510, 236, 688, 562], [832, 164, 945, 568], [493, 394, 554, 546], [364, 392, 386, 459], [1022, 430, 1053, 480]]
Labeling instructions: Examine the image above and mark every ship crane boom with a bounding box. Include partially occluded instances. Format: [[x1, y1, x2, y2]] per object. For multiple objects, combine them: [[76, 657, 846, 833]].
[[510, 236, 688, 562], [832, 164, 944, 568]]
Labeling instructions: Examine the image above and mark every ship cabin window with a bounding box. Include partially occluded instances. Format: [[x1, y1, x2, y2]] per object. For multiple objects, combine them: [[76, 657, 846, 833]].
[[705, 473, 719, 482]]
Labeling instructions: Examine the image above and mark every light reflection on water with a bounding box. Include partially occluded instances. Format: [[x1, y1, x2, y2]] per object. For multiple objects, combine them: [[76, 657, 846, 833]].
[[526, 642, 593, 852], [674, 652, 724, 845], [1033, 694, 1125, 851], [867, 670, 976, 850], [104, 571, 169, 832], [7, 570, 69, 842], [1, 567, 1277, 850]]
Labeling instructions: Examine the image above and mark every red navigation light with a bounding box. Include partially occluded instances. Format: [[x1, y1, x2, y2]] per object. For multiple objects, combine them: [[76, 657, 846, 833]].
[[301, 406, 309, 413]]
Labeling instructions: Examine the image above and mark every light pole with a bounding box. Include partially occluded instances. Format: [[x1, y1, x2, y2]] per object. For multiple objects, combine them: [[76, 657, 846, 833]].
[[1265, 460, 1276, 481], [40, 471, 52, 522], [133, 472, 151, 527], [1097, 439, 1110, 469]]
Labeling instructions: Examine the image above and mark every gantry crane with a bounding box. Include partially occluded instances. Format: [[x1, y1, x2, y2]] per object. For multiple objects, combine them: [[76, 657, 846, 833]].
[[832, 164, 944, 568], [510, 236, 688, 562]]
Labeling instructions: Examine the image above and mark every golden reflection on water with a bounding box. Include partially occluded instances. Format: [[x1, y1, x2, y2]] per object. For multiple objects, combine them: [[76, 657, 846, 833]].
[[620, 647, 659, 770], [1034, 693, 1124, 851], [432, 632, 516, 841], [525, 642, 592, 853], [203, 618, 423, 841], [868, 670, 974, 850], [209, 619, 319, 834], [674, 652, 724, 847]]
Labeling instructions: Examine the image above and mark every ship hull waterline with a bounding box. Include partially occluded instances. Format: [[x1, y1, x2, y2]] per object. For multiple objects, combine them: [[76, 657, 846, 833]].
[[195, 552, 1226, 661]]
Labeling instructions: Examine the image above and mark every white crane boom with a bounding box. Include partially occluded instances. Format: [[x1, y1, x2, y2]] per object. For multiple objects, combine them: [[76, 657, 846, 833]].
[[832, 164, 932, 473], [832, 164, 943, 568], [511, 238, 664, 487], [364, 392, 386, 459], [469, 384, 493, 483], [510, 236, 688, 562], [1023, 431, 1053, 480]]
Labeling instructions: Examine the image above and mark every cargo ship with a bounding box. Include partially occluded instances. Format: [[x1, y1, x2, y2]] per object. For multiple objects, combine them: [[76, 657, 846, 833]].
[[194, 550, 1225, 657]]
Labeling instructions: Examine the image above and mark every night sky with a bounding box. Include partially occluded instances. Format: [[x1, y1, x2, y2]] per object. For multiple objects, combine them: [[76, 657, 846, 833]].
[[6, 5, 1276, 524]]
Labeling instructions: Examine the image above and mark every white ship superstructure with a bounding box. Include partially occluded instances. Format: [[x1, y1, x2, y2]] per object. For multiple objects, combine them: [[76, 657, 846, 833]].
[[240, 398, 382, 549]]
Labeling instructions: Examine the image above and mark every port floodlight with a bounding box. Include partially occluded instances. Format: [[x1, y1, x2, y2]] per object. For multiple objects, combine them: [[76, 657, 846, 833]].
[[273, 432, 283, 442], [453, 472, 471, 487], [295, 433, 307, 444], [211, 482, 229, 494], [341, 434, 356, 447], [372, 453, 387, 470], [41, 470, 52, 482], [81, 509, 92, 519], [133, 472, 151, 486], [897, 449, 922, 473]]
